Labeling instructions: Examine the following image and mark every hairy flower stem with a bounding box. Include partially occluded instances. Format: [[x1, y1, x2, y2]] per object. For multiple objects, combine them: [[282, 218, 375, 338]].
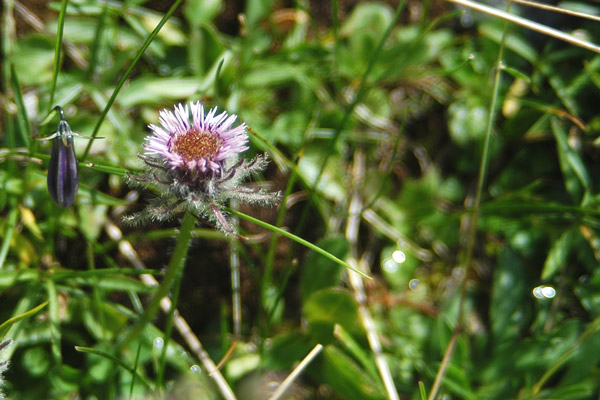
[[119, 212, 196, 350]]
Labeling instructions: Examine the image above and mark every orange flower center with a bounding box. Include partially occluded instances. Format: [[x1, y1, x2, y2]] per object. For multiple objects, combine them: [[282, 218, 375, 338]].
[[170, 130, 222, 162]]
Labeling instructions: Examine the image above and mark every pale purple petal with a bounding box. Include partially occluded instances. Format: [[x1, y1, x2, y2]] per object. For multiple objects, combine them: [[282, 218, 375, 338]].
[[143, 101, 248, 175]]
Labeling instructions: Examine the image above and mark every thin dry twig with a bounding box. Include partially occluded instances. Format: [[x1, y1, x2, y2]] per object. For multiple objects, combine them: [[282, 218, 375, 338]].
[[511, 0, 600, 23], [346, 150, 400, 400], [104, 221, 237, 400], [267, 344, 323, 400], [447, 0, 600, 53]]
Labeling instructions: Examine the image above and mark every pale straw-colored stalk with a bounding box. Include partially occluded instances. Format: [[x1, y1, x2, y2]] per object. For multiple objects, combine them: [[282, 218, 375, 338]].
[[267, 344, 323, 400], [447, 0, 600, 53], [346, 150, 400, 400]]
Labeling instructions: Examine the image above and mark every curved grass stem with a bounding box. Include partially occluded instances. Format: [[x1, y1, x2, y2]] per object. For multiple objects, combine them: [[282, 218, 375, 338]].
[[428, 3, 510, 399], [81, 0, 184, 161], [222, 206, 371, 279]]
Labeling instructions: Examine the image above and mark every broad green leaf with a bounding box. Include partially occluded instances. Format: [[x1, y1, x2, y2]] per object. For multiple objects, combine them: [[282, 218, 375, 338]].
[[340, 3, 393, 39], [22, 346, 51, 377], [10, 35, 55, 85], [539, 383, 594, 400], [552, 117, 592, 201], [118, 77, 203, 107], [300, 236, 348, 301], [542, 228, 576, 281], [441, 362, 476, 400], [310, 345, 386, 400], [183, 0, 222, 24], [448, 101, 488, 145], [333, 324, 379, 382], [263, 332, 312, 371], [490, 247, 528, 343], [303, 288, 360, 344], [479, 19, 537, 63]]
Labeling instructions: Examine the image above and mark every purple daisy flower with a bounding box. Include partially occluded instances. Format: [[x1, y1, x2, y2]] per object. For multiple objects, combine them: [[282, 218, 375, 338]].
[[144, 101, 249, 174], [127, 101, 280, 233]]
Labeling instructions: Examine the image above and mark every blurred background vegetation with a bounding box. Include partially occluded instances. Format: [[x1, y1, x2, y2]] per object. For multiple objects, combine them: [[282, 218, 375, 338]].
[[2, 0, 600, 399]]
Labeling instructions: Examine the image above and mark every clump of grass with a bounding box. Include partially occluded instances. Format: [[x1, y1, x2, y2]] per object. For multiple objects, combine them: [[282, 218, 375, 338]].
[[2, 1, 600, 399]]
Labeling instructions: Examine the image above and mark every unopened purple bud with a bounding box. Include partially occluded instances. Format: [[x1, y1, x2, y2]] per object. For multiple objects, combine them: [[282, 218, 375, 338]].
[[47, 107, 79, 207]]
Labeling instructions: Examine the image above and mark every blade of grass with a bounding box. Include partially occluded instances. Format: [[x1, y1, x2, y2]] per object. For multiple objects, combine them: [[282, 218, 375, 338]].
[[48, 0, 68, 113], [75, 346, 154, 390], [333, 324, 379, 382], [222, 206, 371, 279], [46, 279, 62, 369], [10, 64, 31, 148], [420, 382, 428, 400], [531, 315, 600, 396], [429, 2, 510, 399], [1, 290, 38, 358], [87, 1, 109, 79], [130, 341, 143, 400], [81, 0, 184, 161], [229, 200, 241, 338], [2, 0, 16, 163], [0, 301, 48, 341], [0, 204, 18, 269]]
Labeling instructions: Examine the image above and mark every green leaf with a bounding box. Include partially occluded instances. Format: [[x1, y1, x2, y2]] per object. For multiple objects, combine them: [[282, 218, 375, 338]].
[[542, 227, 576, 281], [303, 288, 360, 344], [10, 64, 32, 147], [118, 77, 204, 107], [310, 345, 386, 400], [333, 324, 379, 382], [300, 236, 348, 301], [183, 0, 222, 24], [479, 19, 538, 63], [448, 101, 488, 145], [22, 346, 51, 377], [490, 247, 528, 343], [552, 117, 592, 201], [263, 332, 312, 371], [441, 362, 476, 400], [10, 35, 55, 85]]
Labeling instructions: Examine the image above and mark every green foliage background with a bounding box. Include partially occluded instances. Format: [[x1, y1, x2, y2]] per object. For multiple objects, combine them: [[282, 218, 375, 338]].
[[2, 0, 600, 399]]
